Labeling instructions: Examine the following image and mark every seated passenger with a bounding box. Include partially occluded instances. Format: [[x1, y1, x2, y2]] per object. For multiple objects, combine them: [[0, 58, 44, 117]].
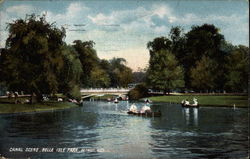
[[129, 104, 138, 113], [140, 105, 151, 113]]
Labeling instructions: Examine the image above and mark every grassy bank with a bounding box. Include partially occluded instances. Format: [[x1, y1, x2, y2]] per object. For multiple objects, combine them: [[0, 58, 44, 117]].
[[148, 95, 248, 107], [0, 101, 78, 114]]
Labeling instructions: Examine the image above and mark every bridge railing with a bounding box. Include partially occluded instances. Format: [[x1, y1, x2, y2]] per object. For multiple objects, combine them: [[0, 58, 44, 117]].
[[80, 88, 131, 93]]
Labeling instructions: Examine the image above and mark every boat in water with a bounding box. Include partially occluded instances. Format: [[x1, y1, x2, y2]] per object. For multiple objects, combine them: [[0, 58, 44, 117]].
[[144, 98, 152, 104], [181, 98, 199, 107], [127, 104, 161, 117], [114, 98, 119, 103]]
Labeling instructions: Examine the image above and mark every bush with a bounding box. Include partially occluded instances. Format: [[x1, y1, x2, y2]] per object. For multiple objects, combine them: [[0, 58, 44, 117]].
[[67, 85, 81, 100], [128, 84, 148, 100]]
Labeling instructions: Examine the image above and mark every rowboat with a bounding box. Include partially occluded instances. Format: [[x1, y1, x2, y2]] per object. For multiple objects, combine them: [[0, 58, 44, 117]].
[[181, 103, 199, 108], [181, 98, 199, 108]]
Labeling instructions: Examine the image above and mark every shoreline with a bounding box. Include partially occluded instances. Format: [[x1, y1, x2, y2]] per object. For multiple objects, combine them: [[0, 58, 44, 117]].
[[0, 102, 79, 114], [149, 101, 248, 108], [147, 95, 248, 108], [0, 94, 248, 114]]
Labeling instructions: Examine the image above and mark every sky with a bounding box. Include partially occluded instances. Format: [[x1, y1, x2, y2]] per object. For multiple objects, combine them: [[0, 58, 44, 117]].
[[0, 0, 249, 71]]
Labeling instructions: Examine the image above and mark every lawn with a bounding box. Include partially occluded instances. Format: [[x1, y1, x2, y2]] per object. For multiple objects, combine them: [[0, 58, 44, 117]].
[[0, 101, 78, 114], [148, 95, 248, 107]]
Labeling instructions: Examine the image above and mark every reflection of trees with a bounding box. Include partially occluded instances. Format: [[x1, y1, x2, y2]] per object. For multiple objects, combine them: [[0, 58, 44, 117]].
[[0, 108, 99, 158]]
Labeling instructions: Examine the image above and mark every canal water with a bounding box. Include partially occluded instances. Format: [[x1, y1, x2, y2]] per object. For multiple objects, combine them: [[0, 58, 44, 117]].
[[0, 101, 248, 159]]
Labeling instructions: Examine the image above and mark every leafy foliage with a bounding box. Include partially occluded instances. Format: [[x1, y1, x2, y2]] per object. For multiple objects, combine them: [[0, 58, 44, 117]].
[[147, 50, 184, 94], [2, 14, 66, 101], [90, 66, 110, 88], [59, 44, 82, 99], [109, 58, 133, 87], [128, 84, 148, 100], [225, 45, 249, 92], [73, 40, 99, 87], [146, 24, 248, 93], [190, 56, 218, 91]]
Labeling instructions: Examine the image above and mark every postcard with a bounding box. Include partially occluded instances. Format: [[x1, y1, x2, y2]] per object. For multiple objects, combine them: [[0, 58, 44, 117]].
[[0, 0, 249, 158]]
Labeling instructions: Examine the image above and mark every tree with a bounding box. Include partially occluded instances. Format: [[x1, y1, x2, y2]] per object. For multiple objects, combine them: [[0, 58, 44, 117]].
[[0, 48, 8, 82], [132, 70, 146, 83], [169, 26, 186, 61], [185, 24, 225, 62], [185, 24, 225, 89], [73, 40, 100, 87], [147, 24, 248, 92], [2, 14, 66, 102], [190, 55, 218, 92], [117, 66, 133, 87], [109, 58, 132, 87], [128, 84, 148, 100], [146, 50, 184, 94], [100, 59, 111, 72], [225, 45, 249, 92], [147, 37, 172, 56], [90, 66, 110, 88], [59, 44, 82, 99]]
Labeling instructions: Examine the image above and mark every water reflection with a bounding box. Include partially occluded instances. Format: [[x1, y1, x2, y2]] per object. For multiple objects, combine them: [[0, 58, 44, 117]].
[[0, 101, 248, 159], [0, 108, 100, 158], [182, 108, 199, 126]]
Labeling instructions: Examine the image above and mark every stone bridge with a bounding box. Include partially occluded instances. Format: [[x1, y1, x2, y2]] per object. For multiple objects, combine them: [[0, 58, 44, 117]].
[[80, 88, 131, 99]]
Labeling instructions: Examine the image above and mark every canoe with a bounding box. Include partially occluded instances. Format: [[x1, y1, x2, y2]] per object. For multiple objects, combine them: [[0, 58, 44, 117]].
[[127, 111, 161, 117]]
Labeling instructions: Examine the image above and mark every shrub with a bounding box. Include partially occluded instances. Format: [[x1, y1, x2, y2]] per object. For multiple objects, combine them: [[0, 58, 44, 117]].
[[128, 84, 148, 100]]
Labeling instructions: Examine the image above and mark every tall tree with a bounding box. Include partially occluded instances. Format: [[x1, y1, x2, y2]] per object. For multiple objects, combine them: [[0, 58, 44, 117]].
[[147, 37, 172, 56], [190, 55, 218, 92], [73, 40, 100, 87], [185, 24, 225, 89], [185, 24, 224, 62], [169, 26, 186, 61], [225, 45, 249, 92], [132, 71, 146, 83], [147, 50, 184, 94], [2, 14, 66, 102], [59, 44, 82, 99], [90, 66, 110, 88], [109, 58, 133, 87]]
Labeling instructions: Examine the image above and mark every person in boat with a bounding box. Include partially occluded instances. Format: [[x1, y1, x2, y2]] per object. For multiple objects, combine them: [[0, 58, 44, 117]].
[[192, 98, 198, 106], [140, 105, 151, 113], [182, 99, 190, 106], [129, 104, 138, 113], [184, 99, 190, 105], [114, 98, 119, 103], [145, 98, 151, 104], [182, 98, 198, 107]]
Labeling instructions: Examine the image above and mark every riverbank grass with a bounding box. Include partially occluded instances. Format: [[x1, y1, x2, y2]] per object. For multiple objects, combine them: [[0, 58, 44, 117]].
[[0, 102, 78, 114], [148, 95, 248, 107]]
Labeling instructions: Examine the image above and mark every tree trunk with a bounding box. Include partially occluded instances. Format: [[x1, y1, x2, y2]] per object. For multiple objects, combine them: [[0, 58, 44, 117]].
[[163, 89, 167, 95], [36, 93, 43, 103], [30, 93, 36, 104]]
